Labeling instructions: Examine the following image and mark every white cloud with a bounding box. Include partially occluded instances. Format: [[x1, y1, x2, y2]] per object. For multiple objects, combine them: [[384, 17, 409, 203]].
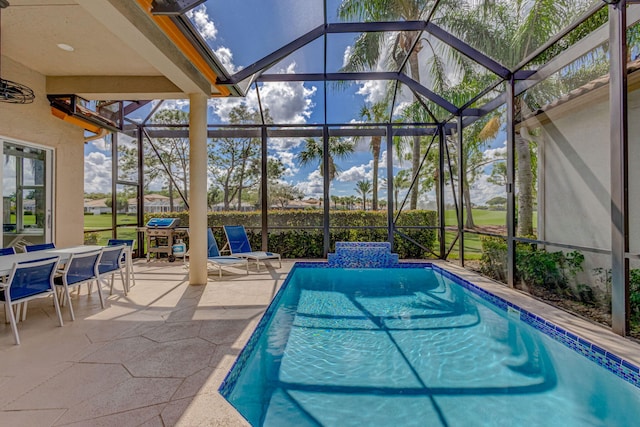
[[295, 169, 323, 197], [484, 140, 507, 160], [84, 152, 112, 193], [208, 97, 246, 123], [209, 62, 317, 125], [117, 133, 137, 149], [157, 99, 190, 114], [343, 45, 353, 69], [337, 164, 371, 183], [90, 137, 109, 152], [469, 173, 505, 205], [274, 151, 299, 176], [214, 46, 239, 74], [269, 137, 304, 152], [186, 6, 217, 41], [356, 80, 388, 104]]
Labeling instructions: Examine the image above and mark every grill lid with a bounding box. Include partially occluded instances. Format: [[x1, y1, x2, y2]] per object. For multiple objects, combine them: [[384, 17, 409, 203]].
[[146, 218, 180, 228]]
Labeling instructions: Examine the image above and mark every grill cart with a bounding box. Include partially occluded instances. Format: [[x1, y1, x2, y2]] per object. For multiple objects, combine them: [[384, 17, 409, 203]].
[[139, 218, 182, 262]]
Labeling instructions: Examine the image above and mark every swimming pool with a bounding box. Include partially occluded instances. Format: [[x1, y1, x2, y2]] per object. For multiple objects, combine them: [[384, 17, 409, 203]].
[[220, 263, 640, 426]]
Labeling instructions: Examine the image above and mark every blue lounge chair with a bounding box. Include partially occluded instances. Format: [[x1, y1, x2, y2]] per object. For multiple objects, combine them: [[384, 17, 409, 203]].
[[223, 225, 281, 271], [207, 228, 248, 277]]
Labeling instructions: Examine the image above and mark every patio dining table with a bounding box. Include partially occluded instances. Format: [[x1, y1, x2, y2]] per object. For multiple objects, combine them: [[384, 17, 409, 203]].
[[0, 245, 131, 292]]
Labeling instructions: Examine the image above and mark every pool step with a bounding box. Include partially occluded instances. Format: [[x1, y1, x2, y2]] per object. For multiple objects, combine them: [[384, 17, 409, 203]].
[[328, 241, 399, 268]]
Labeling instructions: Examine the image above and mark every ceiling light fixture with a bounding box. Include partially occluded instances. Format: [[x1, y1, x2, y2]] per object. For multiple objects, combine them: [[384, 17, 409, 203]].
[[0, 2, 35, 104], [57, 43, 74, 52]]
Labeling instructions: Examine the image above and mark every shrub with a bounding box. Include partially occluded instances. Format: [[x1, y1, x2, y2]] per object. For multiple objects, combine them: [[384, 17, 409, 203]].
[[84, 232, 98, 244], [479, 237, 586, 300], [146, 210, 437, 259], [594, 267, 640, 321]]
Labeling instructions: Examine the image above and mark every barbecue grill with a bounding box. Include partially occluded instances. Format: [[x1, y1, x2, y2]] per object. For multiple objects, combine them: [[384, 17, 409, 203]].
[[141, 218, 181, 262]]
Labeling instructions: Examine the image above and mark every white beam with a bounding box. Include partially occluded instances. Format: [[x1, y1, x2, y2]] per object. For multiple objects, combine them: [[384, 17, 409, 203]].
[[76, 0, 211, 96], [47, 76, 185, 100]]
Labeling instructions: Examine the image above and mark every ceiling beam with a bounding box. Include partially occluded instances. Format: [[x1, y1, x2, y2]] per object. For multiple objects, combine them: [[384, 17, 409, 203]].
[[76, 0, 211, 97], [47, 76, 185, 100]]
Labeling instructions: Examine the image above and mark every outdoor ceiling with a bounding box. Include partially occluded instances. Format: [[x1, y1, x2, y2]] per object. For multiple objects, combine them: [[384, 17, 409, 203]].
[[1, 0, 228, 99]]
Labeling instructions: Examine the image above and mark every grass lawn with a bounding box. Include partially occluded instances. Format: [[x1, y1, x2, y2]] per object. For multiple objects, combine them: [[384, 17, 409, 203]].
[[84, 214, 137, 229], [443, 209, 537, 260]]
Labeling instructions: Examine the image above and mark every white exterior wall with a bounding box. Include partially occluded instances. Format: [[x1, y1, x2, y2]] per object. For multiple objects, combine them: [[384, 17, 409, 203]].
[[539, 100, 611, 251], [628, 91, 640, 255], [0, 56, 85, 247], [537, 84, 640, 287], [539, 88, 640, 253]]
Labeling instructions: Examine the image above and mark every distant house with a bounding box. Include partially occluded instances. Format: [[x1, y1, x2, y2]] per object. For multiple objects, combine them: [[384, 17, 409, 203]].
[[127, 194, 186, 214], [271, 199, 322, 210], [211, 202, 255, 212], [84, 198, 111, 215]]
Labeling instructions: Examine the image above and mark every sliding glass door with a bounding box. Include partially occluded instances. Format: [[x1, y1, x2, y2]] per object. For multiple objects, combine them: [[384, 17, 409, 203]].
[[2, 140, 53, 248]]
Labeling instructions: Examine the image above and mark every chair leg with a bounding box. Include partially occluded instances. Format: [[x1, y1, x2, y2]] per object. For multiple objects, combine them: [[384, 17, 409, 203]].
[[119, 269, 127, 296], [7, 302, 20, 345], [21, 301, 28, 321], [95, 280, 105, 309], [63, 285, 75, 321], [50, 288, 64, 327], [14, 303, 22, 323]]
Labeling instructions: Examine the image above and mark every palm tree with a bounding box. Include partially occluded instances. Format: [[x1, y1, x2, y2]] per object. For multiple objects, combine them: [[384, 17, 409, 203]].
[[433, 0, 593, 235], [338, 0, 432, 210], [331, 195, 339, 210], [297, 137, 355, 181], [358, 102, 387, 210], [340, 0, 592, 235], [393, 171, 411, 211], [356, 179, 373, 210]]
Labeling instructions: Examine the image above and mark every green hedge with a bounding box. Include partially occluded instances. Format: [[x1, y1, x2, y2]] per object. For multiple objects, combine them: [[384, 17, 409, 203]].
[[145, 210, 437, 259]]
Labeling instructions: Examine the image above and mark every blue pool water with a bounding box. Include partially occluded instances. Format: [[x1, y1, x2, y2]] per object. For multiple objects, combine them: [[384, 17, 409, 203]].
[[220, 264, 640, 426]]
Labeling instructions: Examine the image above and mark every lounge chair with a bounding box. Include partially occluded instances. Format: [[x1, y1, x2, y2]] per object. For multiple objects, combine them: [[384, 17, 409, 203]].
[[223, 225, 281, 271], [207, 228, 248, 277]]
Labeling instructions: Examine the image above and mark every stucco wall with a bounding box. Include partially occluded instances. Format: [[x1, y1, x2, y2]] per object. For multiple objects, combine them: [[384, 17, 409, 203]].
[[539, 100, 611, 251], [0, 55, 85, 246], [536, 84, 640, 290], [539, 87, 640, 254]]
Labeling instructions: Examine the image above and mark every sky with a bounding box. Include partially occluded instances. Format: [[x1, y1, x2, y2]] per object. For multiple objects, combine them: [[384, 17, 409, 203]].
[[84, 0, 507, 207]]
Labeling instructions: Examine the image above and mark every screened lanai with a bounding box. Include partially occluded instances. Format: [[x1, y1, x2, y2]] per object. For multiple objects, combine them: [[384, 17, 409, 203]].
[[72, 0, 638, 339]]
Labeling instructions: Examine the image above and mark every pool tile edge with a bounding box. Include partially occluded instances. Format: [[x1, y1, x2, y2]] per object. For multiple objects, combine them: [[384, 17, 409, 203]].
[[432, 262, 640, 390]]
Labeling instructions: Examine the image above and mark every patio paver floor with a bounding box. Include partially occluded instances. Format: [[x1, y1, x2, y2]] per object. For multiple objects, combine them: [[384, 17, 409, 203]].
[[2, 259, 640, 426], [0, 259, 290, 426]]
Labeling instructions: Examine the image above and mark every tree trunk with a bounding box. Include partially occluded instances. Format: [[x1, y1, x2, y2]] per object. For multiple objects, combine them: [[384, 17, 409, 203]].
[[371, 136, 381, 210], [168, 179, 174, 212], [463, 175, 475, 229], [434, 168, 441, 219], [516, 133, 534, 236], [409, 52, 421, 210]]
